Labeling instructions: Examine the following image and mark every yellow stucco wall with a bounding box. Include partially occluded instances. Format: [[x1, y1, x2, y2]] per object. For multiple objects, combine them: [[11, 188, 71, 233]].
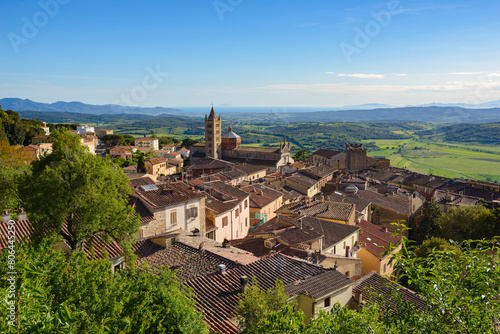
[[357, 248, 380, 274]]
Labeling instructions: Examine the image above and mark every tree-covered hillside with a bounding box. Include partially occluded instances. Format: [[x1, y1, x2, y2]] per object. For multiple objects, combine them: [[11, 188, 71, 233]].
[[420, 122, 500, 145], [0, 107, 44, 145]]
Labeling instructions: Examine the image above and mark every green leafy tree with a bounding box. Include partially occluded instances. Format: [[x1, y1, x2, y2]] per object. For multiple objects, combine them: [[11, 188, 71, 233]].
[[413, 200, 443, 244], [112, 156, 127, 168], [245, 223, 500, 334], [0, 108, 44, 145], [437, 205, 495, 242], [236, 278, 289, 334], [414, 237, 461, 258], [159, 136, 179, 147], [0, 239, 208, 333], [102, 134, 135, 147], [181, 138, 198, 149], [19, 129, 140, 251], [0, 141, 30, 211], [137, 152, 146, 173], [292, 149, 310, 161], [493, 207, 500, 236]]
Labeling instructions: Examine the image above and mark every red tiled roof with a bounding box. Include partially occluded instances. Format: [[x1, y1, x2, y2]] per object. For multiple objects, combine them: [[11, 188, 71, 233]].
[[250, 215, 359, 251], [312, 149, 343, 158], [137, 242, 241, 281], [241, 184, 283, 208], [128, 196, 156, 224], [286, 173, 320, 188], [185, 254, 329, 334], [432, 189, 479, 206], [200, 182, 249, 215], [0, 220, 33, 249], [128, 176, 156, 189], [132, 238, 165, 258], [276, 227, 323, 246], [145, 157, 167, 166], [0, 220, 124, 260], [285, 270, 353, 299], [276, 201, 354, 222], [230, 237, 288, 257], [234, 165, 267, 175], [357, 220, 401, 259], [296, 216, 360, 250], [136, 182, 205, 209], [301, 165, 337, 179], [23, 145, 39, 151], [352, 271, 426, 311], [187, 158, 234, 170]]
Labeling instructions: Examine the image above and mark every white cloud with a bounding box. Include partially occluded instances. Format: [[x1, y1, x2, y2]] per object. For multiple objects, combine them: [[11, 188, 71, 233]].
[[449, 72, 485, 75], [392, 73, 408, 76], [324, 72, 335, 75], [338, 73, 385, 79]]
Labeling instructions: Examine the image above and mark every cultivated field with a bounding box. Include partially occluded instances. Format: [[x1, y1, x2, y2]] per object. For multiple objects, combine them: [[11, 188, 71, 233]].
[[365, 139, 500, 183]]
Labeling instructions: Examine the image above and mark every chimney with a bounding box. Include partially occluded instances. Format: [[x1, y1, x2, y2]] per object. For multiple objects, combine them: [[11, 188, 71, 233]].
[[2, 210, 10, 223], [240, 276, 249, 293], [218, 264, 227, 275], [355, 290, 363, 304], [17, 208, 26, 221]]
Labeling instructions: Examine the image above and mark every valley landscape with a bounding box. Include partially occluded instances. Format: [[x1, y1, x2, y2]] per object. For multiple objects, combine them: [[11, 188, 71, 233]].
[[2, 1, 500, 333], [5, 97, 500, 183]]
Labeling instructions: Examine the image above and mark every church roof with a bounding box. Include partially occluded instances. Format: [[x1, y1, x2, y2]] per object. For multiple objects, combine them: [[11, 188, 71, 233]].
[[221, 127, 240, 139], [207, 106, 217, 120]]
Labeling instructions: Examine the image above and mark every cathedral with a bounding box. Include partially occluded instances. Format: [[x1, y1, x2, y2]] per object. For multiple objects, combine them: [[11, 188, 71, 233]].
[[191, 106, 294, 168]]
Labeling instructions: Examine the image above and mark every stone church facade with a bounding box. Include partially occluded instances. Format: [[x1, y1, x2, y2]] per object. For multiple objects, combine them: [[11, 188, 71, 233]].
[[192, 107, 294, 168]]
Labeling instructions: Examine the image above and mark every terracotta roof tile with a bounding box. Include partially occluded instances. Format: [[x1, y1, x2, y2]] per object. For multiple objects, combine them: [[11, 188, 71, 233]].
[[128, 196, 156, 223], [276, 201, 354, 222], [185, 254, 329, 334], [433, 189, 479, 206], [357, 220, 401, 259], [312, 149, 343, 158], [285, 270, 353, 299], [352, 271, 426, 311], [234, 165, 267, 175], [187, 158, 234, 170], [285, 173, 320, 188], [136, 182, 205, 209], [0, 220, 124, 260], [136, 242, 241, 281], [241, 184, 283, 208]]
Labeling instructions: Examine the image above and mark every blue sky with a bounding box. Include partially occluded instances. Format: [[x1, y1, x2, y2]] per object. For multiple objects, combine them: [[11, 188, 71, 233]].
[[1, 0, 500, 107]]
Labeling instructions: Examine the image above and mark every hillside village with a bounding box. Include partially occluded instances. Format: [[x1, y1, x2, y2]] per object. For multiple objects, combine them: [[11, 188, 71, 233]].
[[3, 106, 500, 333]]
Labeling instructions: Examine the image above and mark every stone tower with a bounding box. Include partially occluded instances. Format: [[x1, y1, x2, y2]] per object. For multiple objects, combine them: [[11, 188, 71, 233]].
[[346, 143, 367, 172], [205, 106, 222, 159]]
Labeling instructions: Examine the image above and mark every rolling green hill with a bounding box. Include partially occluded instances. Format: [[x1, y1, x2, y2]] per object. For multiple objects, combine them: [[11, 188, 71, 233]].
[[420, 123, 500, 145]]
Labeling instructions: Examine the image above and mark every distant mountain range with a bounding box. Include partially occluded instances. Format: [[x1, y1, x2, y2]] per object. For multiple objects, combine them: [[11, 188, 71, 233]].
[[288, 106, 500, 123], [414, 100, 500, 109], [0, 98, 182, 115], [3, 97, 500, 123]]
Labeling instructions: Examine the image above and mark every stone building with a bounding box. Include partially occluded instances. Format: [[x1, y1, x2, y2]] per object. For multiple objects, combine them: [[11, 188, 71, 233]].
[[131, 182, 206, 238], [205, 107, 222, 159], [346, 143, 367, 172], [193, 106, 294, 169]]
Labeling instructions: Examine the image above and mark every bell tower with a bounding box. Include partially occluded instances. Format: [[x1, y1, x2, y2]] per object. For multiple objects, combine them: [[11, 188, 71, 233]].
[[205, 105, 222, 159]]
